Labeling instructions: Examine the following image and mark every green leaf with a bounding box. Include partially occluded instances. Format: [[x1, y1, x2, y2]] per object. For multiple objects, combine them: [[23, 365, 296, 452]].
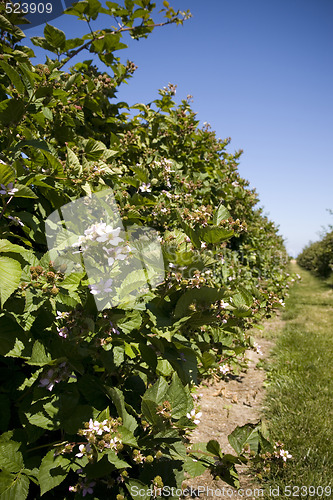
[[184, 456, 208, 477], [166, 372, 192, 419], [201, 351, 216, 370], [66, 147, 82, 175], [228, 423, 260, 455], [84, 138, 106, 160], [44, 25, 66, 51], [0, 164, 16, 186], [0, 472, 29, 500], [0, 99, 25, 126], [0, 240, 32, 261], [0, 256, 22, 307], [174, 286, 225, 318], [126, 479, 152, 500], [106, 387, 137, 432], [38, 450, 69, 496], [0, 316, 29, 357], [213, 203, 231, 225], [12, 185, 38, 199], [206, 439, 223, 458], [233, 286, 253, 308], [0, 62, 25, 95], [141, 377, 168, 424], [117, 311, 142, 334], [117, 425, 138, 446], [200, 226, 234, 244], [105, 449, 130, 469], [27, 341, 52, 366], [0, 441, 23, 473]]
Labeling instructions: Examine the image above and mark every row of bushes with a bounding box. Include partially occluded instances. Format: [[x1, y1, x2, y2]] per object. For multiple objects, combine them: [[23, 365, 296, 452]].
[[0, 2, 295, 498], [297, 229, 333, 278]]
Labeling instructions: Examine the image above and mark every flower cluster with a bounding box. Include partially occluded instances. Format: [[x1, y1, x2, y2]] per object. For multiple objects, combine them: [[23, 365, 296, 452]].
[[74, 222, 124, 251], [77, 417, 123, 454], [39, 362, 77, 391]]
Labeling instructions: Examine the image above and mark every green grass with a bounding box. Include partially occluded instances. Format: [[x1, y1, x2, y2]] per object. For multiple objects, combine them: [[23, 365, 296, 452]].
[[261, 263, 333, 496]]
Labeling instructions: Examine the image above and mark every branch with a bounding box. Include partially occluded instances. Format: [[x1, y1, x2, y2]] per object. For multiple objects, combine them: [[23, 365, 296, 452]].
[[58, 19, 177, 70]]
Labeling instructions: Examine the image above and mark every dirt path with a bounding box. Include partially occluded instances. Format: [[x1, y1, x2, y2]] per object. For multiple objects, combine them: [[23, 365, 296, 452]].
[[182, 314, 284, 498]]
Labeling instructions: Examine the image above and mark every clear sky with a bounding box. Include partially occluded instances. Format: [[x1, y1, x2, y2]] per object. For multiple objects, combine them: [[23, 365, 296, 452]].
[[24, 0, 333, 256]]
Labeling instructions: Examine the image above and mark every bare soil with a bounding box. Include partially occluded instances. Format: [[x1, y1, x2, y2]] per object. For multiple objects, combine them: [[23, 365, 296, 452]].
[[182, 314, 284, 499]]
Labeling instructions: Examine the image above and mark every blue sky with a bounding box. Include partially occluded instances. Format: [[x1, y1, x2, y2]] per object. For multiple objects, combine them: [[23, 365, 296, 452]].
[[24, 0, 333, 256]]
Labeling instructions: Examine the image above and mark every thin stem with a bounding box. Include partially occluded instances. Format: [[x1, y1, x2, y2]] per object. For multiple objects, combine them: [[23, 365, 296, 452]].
[[0, 195, 14, 220], [58, 20, 175, 70]]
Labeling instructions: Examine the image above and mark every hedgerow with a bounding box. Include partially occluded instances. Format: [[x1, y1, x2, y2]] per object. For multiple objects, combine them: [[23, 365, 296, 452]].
[[297, 230, 333, 278], [0, 1, 294, 498]]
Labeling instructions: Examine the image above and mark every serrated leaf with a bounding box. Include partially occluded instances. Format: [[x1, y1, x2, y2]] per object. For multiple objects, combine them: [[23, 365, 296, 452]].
[[44, 24, 66, 51], [0, 239, 32, 261], [27, 341, 52, 366], [213, 203, 231, 225], [184, 456, 208, 477], [38, 450, 69, 496], [200, 226, 234, 244], [12, 184, 37, 199], [0, 256, 22, 307], [0, 442, 23, 473], [0, 99, 25, 126], [0, 164, 16, 186], [84, 138, 106, 160], [166, 372, 192, 419], [0, 62, 25, 95], [228, 423, 260, 455], [0, 316, 29, 357], [174, 286, 224, 318], [106, 387, 137, 432], [206, 439, 223, 458], [66, 147, 82, 175], [0, 472, 29, 500]]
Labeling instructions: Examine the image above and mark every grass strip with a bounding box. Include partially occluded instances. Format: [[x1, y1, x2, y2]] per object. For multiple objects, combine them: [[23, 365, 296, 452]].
[[261, 262, 333, 494]]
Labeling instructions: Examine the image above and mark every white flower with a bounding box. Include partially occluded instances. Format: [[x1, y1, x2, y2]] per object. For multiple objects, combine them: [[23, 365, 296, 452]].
[[88, 278, 113, 295], [104, 244, 130, 266], [57, 326, 69, 338], [76, 443, 92, 458], [7, 215, 24, 226], [278, 298, 285, 307], [56, 310, 70, 320], [279, 449, 292, 461], [219, 364, 230, 374], [220, 300, 230, 308], [0, 182, 18, 196], [186, 409, 202, 425], [253, 342, 263, 355], [139, 183, 151, 193], [96, 225, 123, 245]]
